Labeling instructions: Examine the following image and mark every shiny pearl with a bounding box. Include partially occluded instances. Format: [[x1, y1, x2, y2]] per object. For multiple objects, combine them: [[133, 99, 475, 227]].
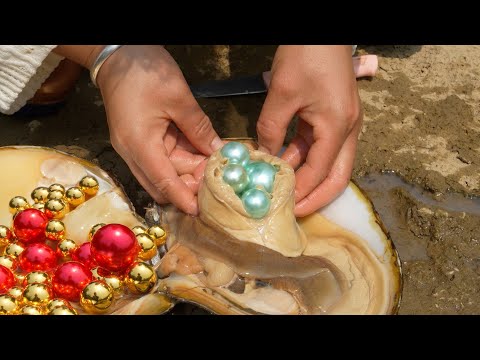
[[131, 226, 147, 236], [147, 226, 167, 247], [44, 199, 69, 220], [136, 233, 157, 261], [20, 305, 44, 315], [65, 187, 86, 207], [88, 223, 105, 242], [0, 255, 17, 270], [48, 304, 77, 315], [245, 161, 277, 193], [45, 219, 66, 241], [22, 283, 53, 306], [8, 286, 23, 299], [23, 271, 51, 287], [125, 262, 157, 294], [222, 164, 249, 194], [32, 203, 45, 212], [9, 196, 30, 215], [0, 294, 18, 314], [47, 190, 65, 201], [0, 225, 12, 247], [47, 298, 73, 312], [5, 242, 25, 258], [31, 187, 50, 204], [56, 238, 77, 259], [241, 188, 271, 219], [48, 184, 65, 194], [220, 142, 250, 166], [80, 280, 114, 314], [79, 176, 99, 197]]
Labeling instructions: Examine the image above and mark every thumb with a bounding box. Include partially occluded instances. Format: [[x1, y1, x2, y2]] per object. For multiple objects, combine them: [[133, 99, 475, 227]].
[[171, 91, 223, 156], [256, 88, 297, 155]]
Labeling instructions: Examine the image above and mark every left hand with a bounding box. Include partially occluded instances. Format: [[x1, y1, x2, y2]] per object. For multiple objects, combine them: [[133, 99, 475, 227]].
[[256, 45, 363, 217]]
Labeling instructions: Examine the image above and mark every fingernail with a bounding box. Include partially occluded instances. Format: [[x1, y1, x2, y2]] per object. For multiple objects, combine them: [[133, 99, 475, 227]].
[[210, 137, 223, 152]]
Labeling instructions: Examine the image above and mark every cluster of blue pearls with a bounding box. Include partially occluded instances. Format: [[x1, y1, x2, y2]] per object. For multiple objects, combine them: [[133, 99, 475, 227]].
[[220, 142, 277, 219]]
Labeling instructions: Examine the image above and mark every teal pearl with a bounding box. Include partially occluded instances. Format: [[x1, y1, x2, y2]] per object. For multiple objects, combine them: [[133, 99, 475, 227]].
[[245, 161, 277, 193], [220, 142, 250, 166], [241, 188, 271, 219], [223, 164, 250, 194]]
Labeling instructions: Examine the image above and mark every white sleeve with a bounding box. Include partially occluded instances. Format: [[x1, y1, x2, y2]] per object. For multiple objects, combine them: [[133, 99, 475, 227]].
[[352, 45, 357, 55], [0, 45, 64, 115]]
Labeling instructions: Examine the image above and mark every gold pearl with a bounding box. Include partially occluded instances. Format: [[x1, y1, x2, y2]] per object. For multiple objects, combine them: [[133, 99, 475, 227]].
[[57, 239, 77, 259], [44, 199, 69, 219], [47, 190, 65, 201], [136, 233, 157, 261], [103, 275, 124, 298], [80, 280, 114, 314], [147, 225, 167, 247], [79, 176, 99, 197], [88, 223, 105, 241], [5, 242, 25, 258], [32, 203, 45, 212], [20, 305, 44, 315], [0, 294, 18, 315], [65, 187, 86, 207], [48, 184, 65, 194], [9, 196, 30, 214], [125, 262, 157, 294], [0, 255, 16, 270], [132, 226, 147, 236], [24, 271, 51, 287], [31, 187, 50, 203], [22, 283, 52, 307], [8, 286, 23, 300], [0, 225, 12, 247], [45, 219, 66, 241], [47, 298, 73, 312], [48, 304, 77, 315]]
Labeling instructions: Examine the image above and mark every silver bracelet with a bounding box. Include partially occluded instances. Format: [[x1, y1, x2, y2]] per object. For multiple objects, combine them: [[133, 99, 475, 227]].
[[90, 45, 123, 87]]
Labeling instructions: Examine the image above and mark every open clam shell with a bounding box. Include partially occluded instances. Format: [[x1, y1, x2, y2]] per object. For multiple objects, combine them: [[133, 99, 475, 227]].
[[0, 146, 174, 315], [153, 138, 402, 315]]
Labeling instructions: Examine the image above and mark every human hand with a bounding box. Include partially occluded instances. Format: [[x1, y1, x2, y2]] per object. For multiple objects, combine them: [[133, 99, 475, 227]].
[[256, 45, 363, 217], [94, 45, 222, 215]]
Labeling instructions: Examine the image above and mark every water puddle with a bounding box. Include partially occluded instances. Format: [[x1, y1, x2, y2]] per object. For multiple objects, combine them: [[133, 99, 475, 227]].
[[356, 171, 480, 261]]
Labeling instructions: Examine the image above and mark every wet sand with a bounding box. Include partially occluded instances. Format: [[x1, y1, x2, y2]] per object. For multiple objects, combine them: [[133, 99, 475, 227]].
[[1, 45, 479, 314]]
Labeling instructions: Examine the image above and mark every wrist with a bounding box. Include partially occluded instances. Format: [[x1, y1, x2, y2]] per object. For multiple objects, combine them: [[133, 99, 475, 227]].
[[53, 45, 106, 70]]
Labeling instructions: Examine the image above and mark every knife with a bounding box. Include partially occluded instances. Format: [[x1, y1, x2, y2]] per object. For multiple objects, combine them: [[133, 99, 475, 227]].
[[190, 55, 378, 99]]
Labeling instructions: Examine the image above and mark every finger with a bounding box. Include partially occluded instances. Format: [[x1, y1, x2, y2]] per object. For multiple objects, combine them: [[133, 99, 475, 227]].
[[169, 148, 207, 175], [294, 128, 359, 217], [164, 124, 179, 155], [256, 85, 297, 155], [169, 87, 223, 155], [132, 139, 200, 215], [294, 121, 346, 202], [352, 55, 378, 78], [280, 120, 311, 169], [180, 174, 201, 195], [176, 133, 202, 154]]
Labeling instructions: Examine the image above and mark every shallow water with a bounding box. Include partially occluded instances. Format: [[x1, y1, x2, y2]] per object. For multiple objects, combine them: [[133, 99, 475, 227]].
[[356, 172, 480, 262]]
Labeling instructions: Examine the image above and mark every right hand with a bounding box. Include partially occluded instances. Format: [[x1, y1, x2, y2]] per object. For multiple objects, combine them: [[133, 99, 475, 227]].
[[96, 45, 223, 215]]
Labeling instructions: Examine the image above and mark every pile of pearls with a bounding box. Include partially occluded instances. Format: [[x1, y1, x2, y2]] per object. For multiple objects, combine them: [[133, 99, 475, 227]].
[[220, 142, 277, 219]]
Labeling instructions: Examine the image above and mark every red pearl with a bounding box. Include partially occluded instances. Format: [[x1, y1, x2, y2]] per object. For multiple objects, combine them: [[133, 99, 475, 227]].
[[91, 224, 140, 272], [0, 265, 15, 294], [18, 243, 58, 272], [72, 242, 96, 268], [52, 261, 92, 302], [13, 208, 48, 244]]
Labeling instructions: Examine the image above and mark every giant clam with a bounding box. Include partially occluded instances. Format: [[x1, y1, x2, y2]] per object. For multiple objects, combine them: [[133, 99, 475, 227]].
[[153, 139, 402, 315], [0, 142, 402, 315]]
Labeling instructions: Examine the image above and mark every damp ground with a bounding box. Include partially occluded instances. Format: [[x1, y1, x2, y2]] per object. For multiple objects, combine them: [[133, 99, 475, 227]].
[[1, 45, 479, 314]]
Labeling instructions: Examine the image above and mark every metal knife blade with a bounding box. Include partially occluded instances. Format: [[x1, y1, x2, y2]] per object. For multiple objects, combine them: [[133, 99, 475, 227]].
[[190, 72, 268, 99]]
